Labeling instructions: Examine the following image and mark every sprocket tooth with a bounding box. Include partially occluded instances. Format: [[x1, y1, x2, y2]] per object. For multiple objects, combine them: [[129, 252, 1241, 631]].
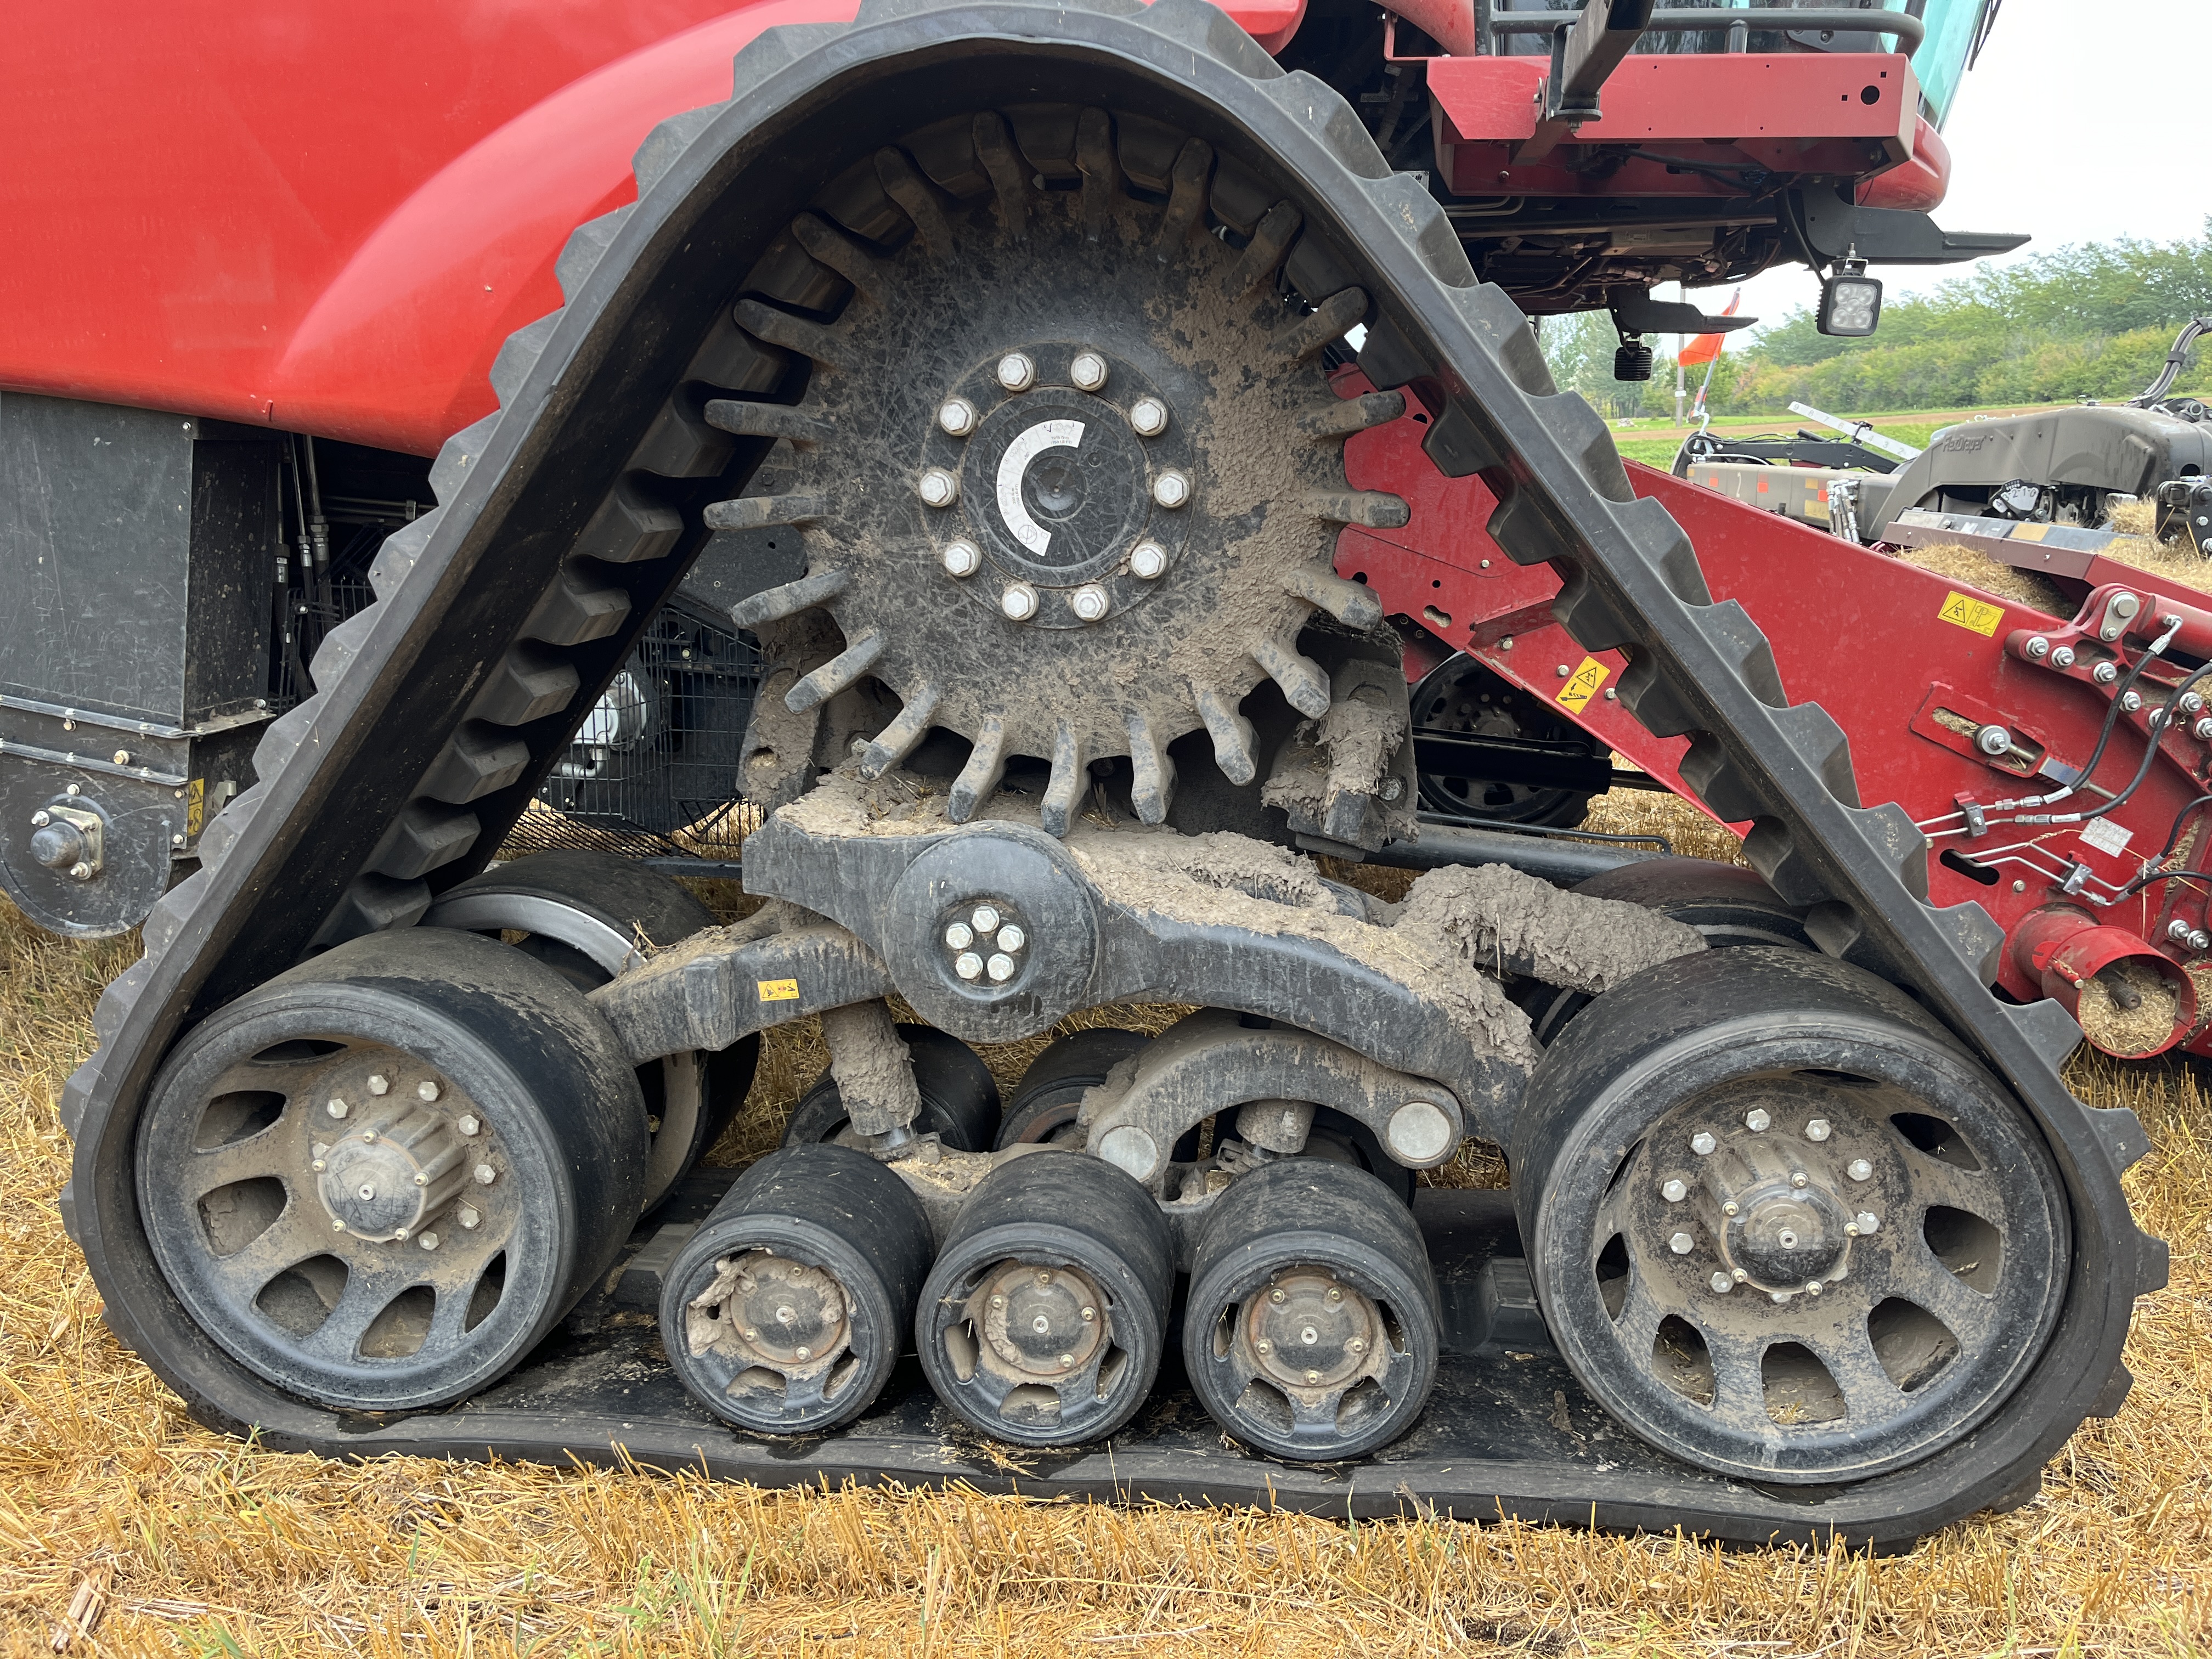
[[1450, 281, 1558, 396], [1361, 171, 1475, 286], [1224, 201, 1300, 298], [1127, 712, 1178, 824], [1154, 137, 1212, 259], [1249, 636, 1331, 719], [702, 493, 827, 532], [785, 629, 885, 713], [1261, 69, 1391, 180], [876, 146, 953, 258], [1041, 724, 1089, 837], [1283, 566, 1383, 629], [1303, 489, 1409, 530], [791, 212, 890, 301], [733, 298, 850, 370], [1076, 108, 1119, 242], [860, 682, 942, 780], [1299, 391, 1404, 440], [730, 568, 850, 629], [973, 111, 1031, 239], [1277, 287, 1370, 362], [703, 399, 833, 445], [575, 481, 682, 564], [947, 716, 1010, 822], [1191, 683, 1259, 786]]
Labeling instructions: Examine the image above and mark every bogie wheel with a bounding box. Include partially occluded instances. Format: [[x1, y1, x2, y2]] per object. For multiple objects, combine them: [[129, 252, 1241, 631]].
[[424, 850, 758, 1212], [783, 1023, 1000, 1150], [995, 1028, 1152, 1149], [1184, 1159, 1440, 1461], [1514, 948, 2068, 1484], [1410, 654, 1598, 828], [136, 928, 648, 1412], [916, 1152, 1173, 1447], [661, 1143, 933, 1434]]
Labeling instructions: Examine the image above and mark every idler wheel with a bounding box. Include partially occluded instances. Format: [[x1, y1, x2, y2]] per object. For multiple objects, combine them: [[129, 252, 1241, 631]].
[[782, 1023, 1000, 1150]]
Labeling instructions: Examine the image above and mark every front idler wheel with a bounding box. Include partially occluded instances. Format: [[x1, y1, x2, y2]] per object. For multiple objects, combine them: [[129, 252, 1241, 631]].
[[1184, 1159, 1440, 1462], [916, 1153, 1172, 1447], [137, 929, 648, 1412], [1514, 948, 2068, 1484], [661, 1143, 933, 1434], [783, 1023, 1000, 1150]]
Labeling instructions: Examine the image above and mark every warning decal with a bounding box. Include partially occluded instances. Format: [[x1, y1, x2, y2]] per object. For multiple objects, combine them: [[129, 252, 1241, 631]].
[[757, 978, 800, 1003], [1938, 591, 2005, 636], [184, 778, 206, 837], [1556, 657, 1611, 712]]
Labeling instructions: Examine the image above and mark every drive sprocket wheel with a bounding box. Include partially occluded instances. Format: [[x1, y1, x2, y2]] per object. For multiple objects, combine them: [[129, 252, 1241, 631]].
[[713, 107, 1409, 833]]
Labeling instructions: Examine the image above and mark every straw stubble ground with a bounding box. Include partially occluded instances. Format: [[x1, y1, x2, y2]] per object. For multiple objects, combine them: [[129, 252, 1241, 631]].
[[2, 798, 2208, 1655]]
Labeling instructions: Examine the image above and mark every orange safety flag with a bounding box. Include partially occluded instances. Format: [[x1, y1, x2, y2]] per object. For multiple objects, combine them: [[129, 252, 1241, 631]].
[[1676, 288, 1741, 369]]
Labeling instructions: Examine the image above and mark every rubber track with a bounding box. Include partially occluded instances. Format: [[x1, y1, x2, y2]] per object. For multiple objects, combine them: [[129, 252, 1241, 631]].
[[60, 0, 2162, 1531]]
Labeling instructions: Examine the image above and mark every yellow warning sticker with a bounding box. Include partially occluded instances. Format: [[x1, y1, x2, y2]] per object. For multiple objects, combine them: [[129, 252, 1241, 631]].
[[2010, 522, 2050, 542], [757, 978, 800, 1003], [184, 778, 206, 837], [1556, 657, 1611, 712], [1938, 590, 2005, 636]]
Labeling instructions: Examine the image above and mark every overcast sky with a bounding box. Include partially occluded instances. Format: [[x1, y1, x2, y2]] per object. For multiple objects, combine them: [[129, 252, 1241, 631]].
[[1706, 0, 2212, 337]]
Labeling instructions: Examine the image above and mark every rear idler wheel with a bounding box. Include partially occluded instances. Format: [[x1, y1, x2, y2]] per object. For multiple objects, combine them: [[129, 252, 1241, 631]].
[[916, 1152, 1172, 1447], [1515, 947, 2068, 1485], [783, 1023, 1000, 1150], [1184, 1159, 1440, 1461], [424, 850, 757, 1211], [661, 1143, 933, 1434], [136, 928, 647, 1412]]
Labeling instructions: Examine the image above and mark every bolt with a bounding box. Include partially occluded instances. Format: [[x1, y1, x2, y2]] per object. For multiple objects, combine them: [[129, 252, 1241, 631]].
[[1348, 1337, 1367, 1354], [1128, 397, 1168, 437], [112, 749, 130, 766], [1746, 1108, 1773, 1133], [1668, 1231, 1695, 1255], [1128, 540, 1168, 580], [1556, 663, 1571, 678], [2024, 635, 2051, 660], [945, 921, 974, 950], [1058, 1353, 1074, 1369], [953, 951, 983, 981], [358, 1183, 377, 1201], [2012, 879, 2028, 893], [990, 1295, 1005, 1309], [67, 862, 91, 881], [173, 833, 186, 848], [1847, 1159, 1874, 1182], [333, 1218, 348, 1232], [972, 905, 1002, 933], [1805, 1118, 1832, 1142], [420, 1232, 440, 1251], [327, 1098, 349, 1120], [2192, 930, 2210, 953], [457, 1114, 481, 1137], [1152, 470, 1192, 509], [1035, 1273, 1052, 1290], [917, 467, 960, 507], [1070, 351, 1108, 392], [938, 396, 978, 436], [360, 1128, 377, 1142], [1070, 584, 1110, 622], [1080, 1306, 1096, 1322], [1711, 1272, 1733, 1294], [1326, 1287, 1344, 1304], [1731, 1267, 1749, 1283], [2186, 693, 2207, 715], [2198, 718, 2212, 742], [997, 353, 1036, 392], [1722, 1200, 1740, 1217], [1256, 1339, 1274, 1355], [458, 1206, 481, 1229], [2121, 690, 2144, 713], [1805, 1280, 1823, 1296], [1305, 1369, 1322, 1385], [367, 1075, 390, 1096], [1269, 1287, 1286, 1305], [796, 1346, 813, 1362], [1777, 1228, 1798, 1248], [2092, 661, 2119, 685], [29, 811, 48, 828], [2169, 918, 2193, 944], [417, 1079, 440, 1103], [1691, 1131, 1717, 1156], [1790, 1172, 1810, 1189], [1000, 583, 1039, 622], [1976, 724, 2012, 755], [1380, 777, 1404, 801], [998, 923, 1026, 952], [1031, 1313, 1051, 1335], [311, 1158, 326, 1172], [414, 1171, 430, 1187], [743, 1327, 759, 1341], [1855, 1210, 1880, 1234], [1661, 1178, 1688, 1203], [940, 538, 982, 579], [473, 1163, 497, 1186], [986, 952, 1016, 983], [2051, 645, 2076, 669]]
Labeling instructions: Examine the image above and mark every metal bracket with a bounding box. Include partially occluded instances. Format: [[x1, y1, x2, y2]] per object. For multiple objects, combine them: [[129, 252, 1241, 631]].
[[1514, 0, 1657, 165]]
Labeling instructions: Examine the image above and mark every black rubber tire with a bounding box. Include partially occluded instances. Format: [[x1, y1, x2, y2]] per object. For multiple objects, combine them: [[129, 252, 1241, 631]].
[[1183, 1158, 1440, 1462], [1511, 947, 2068, 1486], [995, 1028, 1152, 1150], [1300, 1105, 1415, 1205], [425, 850, 757, 1212], [137, 927, 647, 1413], [916, 1151, 1172, 1447], [783, 1024, 1000, 1151], [1410, 653, 1596, 828], [661, 1143, 932, 1434]]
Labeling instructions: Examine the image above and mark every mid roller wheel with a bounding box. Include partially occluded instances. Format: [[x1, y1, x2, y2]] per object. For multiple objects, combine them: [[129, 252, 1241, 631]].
[[783, 1023, 1000, 1150], [1184, 1159, 1440, 1461], [662, 1143, 933, 1434], [995, 1028, 1151, 1149], [916, 1153, 1172, 1447], [1515, 947, 2068, 1484], [137, 928, 648, 1412], [425, 850, 758, 1211]]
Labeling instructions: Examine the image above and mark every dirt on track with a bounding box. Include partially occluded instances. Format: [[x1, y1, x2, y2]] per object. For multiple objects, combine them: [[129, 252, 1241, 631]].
[[3, 799, 2209, 1656]]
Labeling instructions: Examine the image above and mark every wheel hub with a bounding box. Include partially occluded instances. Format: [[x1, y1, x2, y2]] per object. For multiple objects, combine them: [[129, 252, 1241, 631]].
[[975, 1259, 1104, 1376], [315, 1105, 469, 1242], [1243, 1269, 1380, 1392], [716, 1250, 850, 1371], [1720, 1179, 1850, 1288]]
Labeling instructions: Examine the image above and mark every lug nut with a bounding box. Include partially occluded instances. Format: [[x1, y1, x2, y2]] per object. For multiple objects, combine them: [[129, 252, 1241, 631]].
[[1790, 1172, 1809, 1189], [917, 467, 960, 507], [457, 1114, 481, 1137], [473, 1163, 497, 1186], [1668, 1231, 1694, 1255], [941, 538, 982, 578], [458, 1206, 481, 1230], [326, 1098, 349, 1120], [2092, 661, 2119, 685], [938, 397, 978, 436], [986, 952, 1016, 983], [1661, 1178, 1687, 1203], [953, 951, 983, 980], [997, 924, 1026, 952], [1855, 1210, 1880, 1233], [1128, 397, 1168, 437], [1744, 1109, 1771, 1132], [1069, 351, 1108, 392], [1128, 540, 1168, 579], [417, 1079, 440, 1103], [366, 1075, 389, 1096], [1152, 470, 1192, 509], [972, 906, 1002, 933], [1805, 1118, 1832, 1142], [1847, 1159, 1874, 1182], [1710, 1272, 1733, 1295], [1000, 583, 1039, 622], [1691, 1131, 1717, 1155], [1070, 584, 1110, 622], [420, 1232, 440, 1251], [2184, 692, 2205, 715], [945, 921, 974, 950], [997, 352, 1036, 392]]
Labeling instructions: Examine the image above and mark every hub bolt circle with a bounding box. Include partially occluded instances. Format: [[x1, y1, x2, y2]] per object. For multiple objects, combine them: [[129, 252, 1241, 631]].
[[1152, 470, 1192, 510], [1661, 1178, 1687, 1202], [1745, 1109, 1771, 1132], [1710, 1272, 1733, 1294], [945, 921, 974, 950], [1070, 352, 1108, 392], [1000, 584, 1039, 622], [986, 953, 1016, 983], [997, 924, 1026, 952], [1128, 540, 1168, 580], [954, 951, 984, 981], [997, 353, 1036, 392], [941, 538, 982, 578], [1690, 1131, 1717, 1155], [1128, 397, 1168, 437], [1070, 584, 1110, 622], [972, 906, 1002, 933], [1847, 1159, 1874, 1182], [1668, 1231, 1694, 1255], [1804, 1118, 1831, 1142], [938, 397, 979, 436], [917, 468, 960, 508]]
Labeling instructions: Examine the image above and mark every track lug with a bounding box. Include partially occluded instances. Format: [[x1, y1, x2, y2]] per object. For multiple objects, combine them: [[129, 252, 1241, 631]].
[[554, 205, 634, 303]]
